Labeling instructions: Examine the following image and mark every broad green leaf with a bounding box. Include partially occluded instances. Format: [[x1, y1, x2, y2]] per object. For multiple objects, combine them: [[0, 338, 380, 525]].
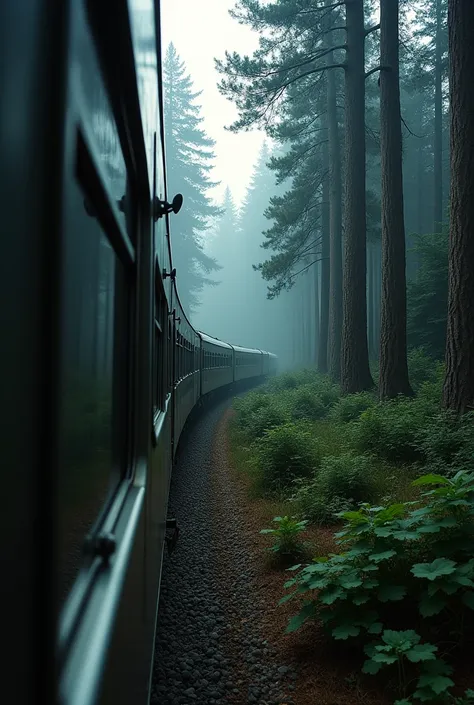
[[287, 564, 302, 571], [331, 624, 360, 640], [412, 474, 450, 486], [419, 592, 447, 617], [413, 687, 437, 702], [394, 700, 412, 705], [284, 578, 297, 589], [411, 558, 457, 580], [416, 673, 454, 694], [462, 591, 474, 610], [378, 584, 407, 602], [319, 585, 345, 605], [367, 621, 384, 634], [382, 629, 420, 647], [370, 651, 398, 664], [361, 659, 383, 675], [285, 603, 315, 633], [279, 593, 296, 605], [369, 550, 397, 562], [308, 577, 330, 590], [338, 573, 363, 589], [352, 593, 370, 605], [260, 529, 275, 534], [406, 643, 437, 663]]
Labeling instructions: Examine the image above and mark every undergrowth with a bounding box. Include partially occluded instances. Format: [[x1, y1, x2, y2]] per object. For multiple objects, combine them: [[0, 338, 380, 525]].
[[229, 348, 474, 703]]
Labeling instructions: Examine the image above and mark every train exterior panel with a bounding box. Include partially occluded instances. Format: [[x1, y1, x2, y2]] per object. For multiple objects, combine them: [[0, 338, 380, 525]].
[[0, 2, 278, 705], [199, 332, 234, 395], [233, 345, 265, 381]]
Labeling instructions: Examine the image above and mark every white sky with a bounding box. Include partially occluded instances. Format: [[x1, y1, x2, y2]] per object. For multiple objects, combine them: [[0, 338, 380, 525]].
[[160, 0, 265, 207]]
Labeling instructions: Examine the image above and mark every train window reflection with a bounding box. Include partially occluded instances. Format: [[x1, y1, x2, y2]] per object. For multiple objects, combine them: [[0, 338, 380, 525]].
[[58, 182, 129, 604]]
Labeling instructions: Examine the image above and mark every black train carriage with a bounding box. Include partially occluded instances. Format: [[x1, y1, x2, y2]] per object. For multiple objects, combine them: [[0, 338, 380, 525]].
[[0, 2, 277, 705]]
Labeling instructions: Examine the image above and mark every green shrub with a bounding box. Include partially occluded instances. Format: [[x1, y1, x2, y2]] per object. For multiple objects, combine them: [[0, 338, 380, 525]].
[[329, 392, 376, 423], [233, 391, 290, 441], [407, 347, 441, 390], [260, 516, 308, 556], [252, 422, 321, 494], [318, 453, 378, 504], [418, 411, 474, 473], [351, 399, 425, 463], [287, 384, 329, 421], [282, 470, 474, 662], [293, 453, 378, 524]]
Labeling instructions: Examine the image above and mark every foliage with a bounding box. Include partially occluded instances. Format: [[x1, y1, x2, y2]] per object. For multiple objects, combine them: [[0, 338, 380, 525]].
[[251, 422, 321, 494], [233, 390, 290, 442], [163, 43, 221, 314], [260, 515, 308, 556], [407, 348, 445, 391], [281, 470, 474, 701], [329, 392, 377, 423], [351, 398, 427, 463], [407, 230, 448, 360], [292, 453, 378, 524]]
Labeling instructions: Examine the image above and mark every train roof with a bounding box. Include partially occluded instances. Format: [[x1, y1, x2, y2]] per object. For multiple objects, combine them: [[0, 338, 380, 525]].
[[232, 344, 263, 355], [198, 331, 233, 350]]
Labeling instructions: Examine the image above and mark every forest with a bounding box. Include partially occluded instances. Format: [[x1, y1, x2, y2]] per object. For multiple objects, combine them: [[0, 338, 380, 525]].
[[163, 0, 474, 703]]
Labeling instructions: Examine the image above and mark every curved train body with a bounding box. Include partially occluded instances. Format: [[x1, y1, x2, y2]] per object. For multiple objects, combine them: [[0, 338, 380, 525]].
[[0, 2, 277, 705]]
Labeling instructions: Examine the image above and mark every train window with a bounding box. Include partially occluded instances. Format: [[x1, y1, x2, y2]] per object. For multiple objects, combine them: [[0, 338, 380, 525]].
[[57, 165, 130, 604], [154, 276, 165, 412]]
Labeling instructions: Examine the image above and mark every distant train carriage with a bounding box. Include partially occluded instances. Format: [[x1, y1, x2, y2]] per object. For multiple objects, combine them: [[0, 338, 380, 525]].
[[199, 332, 234, 395], [233, 345, 265, 381]]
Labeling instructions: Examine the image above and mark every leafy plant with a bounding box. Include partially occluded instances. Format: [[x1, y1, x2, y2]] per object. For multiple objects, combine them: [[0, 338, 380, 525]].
[[329, 392, 376, 423], [260, 516, 308, 556], [251, 422, 321, 494]]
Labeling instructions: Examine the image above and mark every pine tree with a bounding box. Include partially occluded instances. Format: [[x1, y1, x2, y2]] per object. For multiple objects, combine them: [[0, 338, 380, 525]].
[[378, 0, 413, 399], [443, 0, 474, 413], [163, 43, 221, 315]]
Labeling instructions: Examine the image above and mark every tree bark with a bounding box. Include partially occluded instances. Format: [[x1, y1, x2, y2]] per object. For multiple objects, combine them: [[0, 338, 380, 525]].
[[318, 132, 330, 373], [341, 0, 373, 393], [434, 0, 443, 232], [313, 259, 320, 367], [367, 241, 374, 359], [443, 0, 474, 413], [327, 42, 343, 382], [378, 0, 413, 399]]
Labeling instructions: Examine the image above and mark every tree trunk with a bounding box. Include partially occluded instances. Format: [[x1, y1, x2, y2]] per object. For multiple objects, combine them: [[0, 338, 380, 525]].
[[434, 0, 443, 232], [378, 0, 413, 399], [313, 260, 320, 367], [341, 0, 373, 393], [367, 241, 374, 359], [443, 0, 474, 413], [318, 113, 330, 374], [327, 44, 343, 382]]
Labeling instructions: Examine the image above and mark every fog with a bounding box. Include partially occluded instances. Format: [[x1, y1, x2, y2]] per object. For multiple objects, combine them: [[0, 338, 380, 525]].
[[161, 0, 293, 366]]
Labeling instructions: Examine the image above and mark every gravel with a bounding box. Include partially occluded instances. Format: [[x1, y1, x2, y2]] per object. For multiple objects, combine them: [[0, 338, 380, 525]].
[[151, 395, 297, 705]]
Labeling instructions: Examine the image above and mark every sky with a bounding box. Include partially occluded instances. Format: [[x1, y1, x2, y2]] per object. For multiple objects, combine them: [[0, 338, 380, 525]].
[[160, 0, 265, 207]]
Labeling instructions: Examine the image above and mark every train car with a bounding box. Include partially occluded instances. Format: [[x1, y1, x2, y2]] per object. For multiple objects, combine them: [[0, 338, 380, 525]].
[[199, 332, 234, 395], [173, 297, 201, 444], [0, 2, 278, 705], [233, 344, 265, 381], [268, 352, 279, 376]]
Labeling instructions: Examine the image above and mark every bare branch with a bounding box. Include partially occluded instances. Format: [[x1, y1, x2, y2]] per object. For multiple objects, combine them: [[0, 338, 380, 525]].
[[365, 23, 380, 36], [365, 64, 391, 80]]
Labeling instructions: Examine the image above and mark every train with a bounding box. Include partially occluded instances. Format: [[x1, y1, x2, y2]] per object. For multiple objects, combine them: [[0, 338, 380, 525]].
[[1, 2, 277, 705]]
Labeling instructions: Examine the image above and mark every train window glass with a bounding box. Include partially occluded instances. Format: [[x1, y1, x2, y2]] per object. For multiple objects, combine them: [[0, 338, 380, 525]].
[[57, 175, 129, 604], [75, 13, 129, 237], [154, 282, 164, 411]]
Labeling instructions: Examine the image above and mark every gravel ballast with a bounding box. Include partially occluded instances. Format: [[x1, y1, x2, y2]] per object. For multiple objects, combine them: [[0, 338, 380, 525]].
[[151, 396, 296, 705]]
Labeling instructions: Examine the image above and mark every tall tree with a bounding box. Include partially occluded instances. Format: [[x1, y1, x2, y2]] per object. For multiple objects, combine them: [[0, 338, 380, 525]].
[[163, 43, 220, 314], [341, 0, 374, 393], [443, 0, 474, 413], [378, 0, 413, 398]]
